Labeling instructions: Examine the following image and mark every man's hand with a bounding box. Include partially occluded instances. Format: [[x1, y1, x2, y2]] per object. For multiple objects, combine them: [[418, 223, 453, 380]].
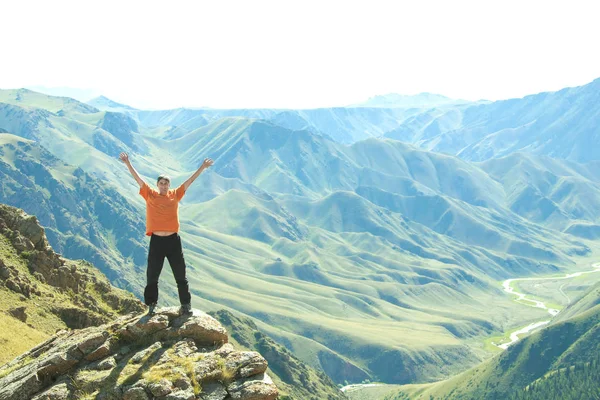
[[119, 152, 130, 164], [202, 158, 214, 169], [120, 152, 145, 188]]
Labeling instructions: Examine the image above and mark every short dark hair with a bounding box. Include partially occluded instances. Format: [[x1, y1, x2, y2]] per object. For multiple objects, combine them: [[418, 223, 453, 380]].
[[157, 174, 171, 184]]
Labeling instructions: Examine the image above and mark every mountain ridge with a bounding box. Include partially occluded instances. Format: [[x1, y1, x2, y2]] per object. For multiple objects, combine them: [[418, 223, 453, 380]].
[[353, 92, 474, 108], [384, 77, 600, 163]]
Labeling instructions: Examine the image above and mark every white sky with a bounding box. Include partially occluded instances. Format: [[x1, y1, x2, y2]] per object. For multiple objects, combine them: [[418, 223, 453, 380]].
[[1, 0, 599, 109]]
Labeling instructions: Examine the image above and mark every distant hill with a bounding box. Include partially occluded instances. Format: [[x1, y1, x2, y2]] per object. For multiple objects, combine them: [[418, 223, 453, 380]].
[[353, 92, 473, 108], [0, 88, 98, 114], [134, 106, 416, 144], [25, 85, 101, 103], [479, 152, 600, 234], [385, 78, 600, 163], [88, 95, 137, 112]]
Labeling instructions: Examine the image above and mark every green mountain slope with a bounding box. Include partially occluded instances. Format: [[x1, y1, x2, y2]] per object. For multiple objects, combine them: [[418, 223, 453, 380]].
[[0, 203, 144, 365], [387, 281, 600, 399], [479, 153, 600, 235], [506, 355, 600, 400]]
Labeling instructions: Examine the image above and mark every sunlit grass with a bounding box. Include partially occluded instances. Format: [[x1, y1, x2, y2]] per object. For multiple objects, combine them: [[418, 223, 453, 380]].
[[0, 314, 48, 366]]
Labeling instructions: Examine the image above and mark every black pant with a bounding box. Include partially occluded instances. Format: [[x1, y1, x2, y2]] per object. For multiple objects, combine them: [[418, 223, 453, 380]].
[[144, 233, 191, 306]]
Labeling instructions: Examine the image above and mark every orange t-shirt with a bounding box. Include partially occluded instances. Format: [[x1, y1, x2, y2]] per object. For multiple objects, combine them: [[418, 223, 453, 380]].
[[139, 182, 186, 236]]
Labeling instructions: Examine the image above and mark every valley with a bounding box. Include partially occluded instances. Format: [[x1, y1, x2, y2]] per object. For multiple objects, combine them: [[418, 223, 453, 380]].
[[1, 79, 600, 393]]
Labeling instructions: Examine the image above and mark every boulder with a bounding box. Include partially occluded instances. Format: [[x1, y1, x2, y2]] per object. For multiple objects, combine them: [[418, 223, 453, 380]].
[[227, 373, 279, 400], [9, 306, 28, 322]]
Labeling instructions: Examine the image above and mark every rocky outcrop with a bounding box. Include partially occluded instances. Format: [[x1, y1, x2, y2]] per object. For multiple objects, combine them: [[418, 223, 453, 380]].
[[0, 308, 278, 400], [0, 203, 145, 329], [0, 203, 50, 251], [8, 306, 27, 322], [210, 310, 348, 400]]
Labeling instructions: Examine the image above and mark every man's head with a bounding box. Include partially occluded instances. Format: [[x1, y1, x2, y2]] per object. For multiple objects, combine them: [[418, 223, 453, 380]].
[[157, 174, 170, 195]]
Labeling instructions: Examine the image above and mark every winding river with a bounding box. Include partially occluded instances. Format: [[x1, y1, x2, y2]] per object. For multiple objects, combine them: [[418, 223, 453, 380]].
[[497, 262, 600, 350], [339, 263, 600, 392]]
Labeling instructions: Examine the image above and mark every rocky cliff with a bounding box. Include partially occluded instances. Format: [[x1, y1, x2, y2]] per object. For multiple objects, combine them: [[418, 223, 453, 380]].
[[0, 203, 145, 365], [0, 308, 279, 400]]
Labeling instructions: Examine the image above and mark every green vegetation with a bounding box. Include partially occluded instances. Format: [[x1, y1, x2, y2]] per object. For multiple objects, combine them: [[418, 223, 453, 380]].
[[507, 357, 600, 400], [383, 281, 600, 399], [0, 313, 48, 366], [344, 384, 403, 400], [141, 351, 205, 395], [215, 355, 237, 384]]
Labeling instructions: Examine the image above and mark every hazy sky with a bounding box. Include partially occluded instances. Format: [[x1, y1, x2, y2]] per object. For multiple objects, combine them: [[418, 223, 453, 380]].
[[2, 0, 599, 109]]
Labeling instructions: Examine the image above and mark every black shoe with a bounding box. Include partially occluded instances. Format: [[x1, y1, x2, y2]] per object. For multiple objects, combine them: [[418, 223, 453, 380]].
[[180, 303, 192, 315], [147, 303, 157, 316]]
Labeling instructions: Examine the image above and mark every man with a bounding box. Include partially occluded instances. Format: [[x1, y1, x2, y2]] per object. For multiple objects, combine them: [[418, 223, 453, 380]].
[[119, 152, 214, 315]]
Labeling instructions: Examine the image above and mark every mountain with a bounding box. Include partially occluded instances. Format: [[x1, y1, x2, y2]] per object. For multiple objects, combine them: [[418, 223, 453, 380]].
[[88, 95, 138, 112], [384, 78, 600, 163], [136, 77, 600, 155], [0, 203, 144, 365], [353, 93, 473, 108], [387, 281, 600, 399], [2, 88, 600, 387], [479, 153, 600, 234], [0, 88, 99, 115], [0, 97, 141, 163], [167, 120, 588, 266], [0, 308, 279, 400], [25, 86, 101, 103], [134, 106, 418, 144], [506, 357, 600, 400]]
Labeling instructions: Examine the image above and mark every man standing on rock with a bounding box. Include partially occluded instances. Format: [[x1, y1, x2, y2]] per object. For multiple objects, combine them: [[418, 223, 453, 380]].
[[119, 152, 214, 315]]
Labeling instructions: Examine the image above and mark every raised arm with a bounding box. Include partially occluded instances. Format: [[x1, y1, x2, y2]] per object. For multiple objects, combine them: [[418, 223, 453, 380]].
[[119, 152, 146, 188], [183, 158, 214, 191]]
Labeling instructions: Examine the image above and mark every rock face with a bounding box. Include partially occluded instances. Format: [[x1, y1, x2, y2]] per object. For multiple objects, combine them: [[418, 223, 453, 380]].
[[0, 308, 279, 400], [0, 203, 145, 330]]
